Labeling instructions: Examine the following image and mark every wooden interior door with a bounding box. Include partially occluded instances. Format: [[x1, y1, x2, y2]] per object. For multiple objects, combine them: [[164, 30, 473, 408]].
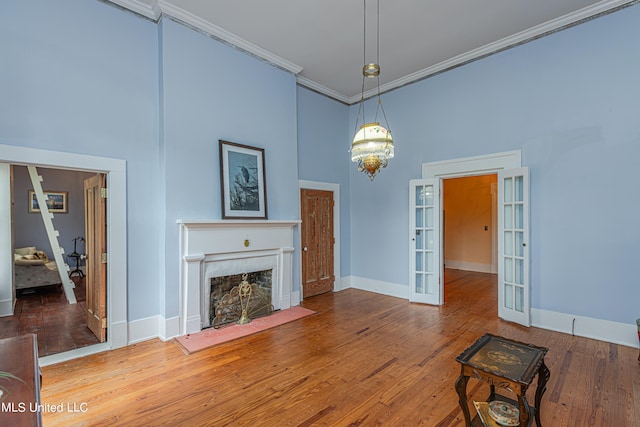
[[85, 173, 107, 342], [301, 189, 334, 298]]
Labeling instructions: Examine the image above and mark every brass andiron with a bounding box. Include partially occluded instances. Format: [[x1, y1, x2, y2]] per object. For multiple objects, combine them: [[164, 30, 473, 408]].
[[237, 274, 253, 325], [212, 272, 274, 328]]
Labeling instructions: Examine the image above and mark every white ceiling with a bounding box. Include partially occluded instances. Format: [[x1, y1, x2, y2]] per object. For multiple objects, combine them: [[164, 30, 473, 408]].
[[110, 0, 634, 103]]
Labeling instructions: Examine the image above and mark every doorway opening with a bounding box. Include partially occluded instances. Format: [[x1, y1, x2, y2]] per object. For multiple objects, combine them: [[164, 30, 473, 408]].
[[415, 150, 530, 326], [298, 180, 341, 300], [1, 166, 106, 356], [300, 188, 335, 298], [442, 174, 497, 304], [0, 143, 128, 364]]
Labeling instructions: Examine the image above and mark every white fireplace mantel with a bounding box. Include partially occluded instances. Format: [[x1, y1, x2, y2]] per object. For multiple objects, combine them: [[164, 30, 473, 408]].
[[177, 219, 300, 335]]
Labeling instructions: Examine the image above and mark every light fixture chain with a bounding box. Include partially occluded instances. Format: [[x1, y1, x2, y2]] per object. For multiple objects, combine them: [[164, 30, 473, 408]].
[[362, 0, 367, 124], [351, 0, 394, 180], [377, 0, 380, 67]]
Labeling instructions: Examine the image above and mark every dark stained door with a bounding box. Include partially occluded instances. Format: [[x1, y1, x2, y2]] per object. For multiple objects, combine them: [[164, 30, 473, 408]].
[[301, 189, 335, 298]]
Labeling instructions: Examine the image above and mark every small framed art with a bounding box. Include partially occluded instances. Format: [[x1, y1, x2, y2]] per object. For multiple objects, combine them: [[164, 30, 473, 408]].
[[28, 190, 68, 214]]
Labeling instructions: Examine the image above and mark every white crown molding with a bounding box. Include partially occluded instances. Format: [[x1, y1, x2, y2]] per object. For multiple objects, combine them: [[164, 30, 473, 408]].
[[108, 0, 634, 103], [347, 0, 635, 104], [108, 0, 161, 20], [296, 76, 350, 104], [157, 0, 303, 75]]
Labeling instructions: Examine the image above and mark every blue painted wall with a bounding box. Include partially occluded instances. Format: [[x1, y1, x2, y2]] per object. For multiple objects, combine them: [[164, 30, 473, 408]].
[[296, 87, 351, 276], [1, 0, 300, 323], [12, 166, 94, 261], [346, 4, 640, 324], [1, 0, 162, 321], [158, 18, 299, 318], [3, 0, 639, 330]]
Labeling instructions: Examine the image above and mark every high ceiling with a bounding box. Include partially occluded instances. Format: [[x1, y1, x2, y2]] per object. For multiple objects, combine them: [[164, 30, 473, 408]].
[[110, 0, 633, 103]]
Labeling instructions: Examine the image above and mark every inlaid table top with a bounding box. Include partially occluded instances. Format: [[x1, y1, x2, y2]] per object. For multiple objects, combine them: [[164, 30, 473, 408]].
[[455, 333, 551, 427], [456, 333, 548, 386]]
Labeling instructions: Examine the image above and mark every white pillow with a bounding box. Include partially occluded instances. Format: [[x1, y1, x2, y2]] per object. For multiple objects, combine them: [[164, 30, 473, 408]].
[[14, 246, 37, 256]]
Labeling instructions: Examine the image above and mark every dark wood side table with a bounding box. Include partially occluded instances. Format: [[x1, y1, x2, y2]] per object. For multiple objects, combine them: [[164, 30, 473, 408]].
[[0, 334, 42, 427], [455, 333, 550, 427]]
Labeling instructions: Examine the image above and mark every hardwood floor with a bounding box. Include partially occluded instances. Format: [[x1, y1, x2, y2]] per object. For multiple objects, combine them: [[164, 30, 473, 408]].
[[0, 276, 100, 356], [39, 270, 639, 426]]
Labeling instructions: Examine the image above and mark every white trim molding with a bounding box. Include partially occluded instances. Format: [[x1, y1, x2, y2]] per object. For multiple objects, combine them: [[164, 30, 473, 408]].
[[0, 144, 129, 360], [177, 219, 300, 335], [532, 308, 639, 348], [108, 0, 161, 20], [351, 0, 637, 104], [107, 1, 635, 103], [444, 260, 493, 274], [159, 1, 302, 75], [343, 276, 639, 348], [345, 276, 408, 300], [422, 150, 521, 178]]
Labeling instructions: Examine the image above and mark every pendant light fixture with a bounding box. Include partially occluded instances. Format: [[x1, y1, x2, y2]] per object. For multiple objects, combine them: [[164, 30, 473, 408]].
[[351, 0, 394, 180]]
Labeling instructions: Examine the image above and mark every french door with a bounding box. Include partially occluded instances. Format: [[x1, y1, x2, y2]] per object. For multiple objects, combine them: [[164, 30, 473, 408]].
[[409, 179, 442, 304], [409, 167, 530, 326], [498, 167, 530, 326]]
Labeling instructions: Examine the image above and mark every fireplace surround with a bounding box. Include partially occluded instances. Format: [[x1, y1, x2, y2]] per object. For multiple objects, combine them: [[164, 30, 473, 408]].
[[178, 219, 299, 335]]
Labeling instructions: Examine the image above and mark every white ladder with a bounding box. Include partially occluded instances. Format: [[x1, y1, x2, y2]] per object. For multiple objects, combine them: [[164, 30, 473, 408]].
[[27, 166, 77, 304]]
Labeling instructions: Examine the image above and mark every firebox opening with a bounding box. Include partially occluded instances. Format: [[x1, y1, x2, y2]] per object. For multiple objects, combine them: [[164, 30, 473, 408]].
[[208, 269, 274, 328]]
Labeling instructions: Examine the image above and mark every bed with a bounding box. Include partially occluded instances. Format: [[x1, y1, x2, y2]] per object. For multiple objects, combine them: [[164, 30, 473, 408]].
[[14, 246, 63, 290]]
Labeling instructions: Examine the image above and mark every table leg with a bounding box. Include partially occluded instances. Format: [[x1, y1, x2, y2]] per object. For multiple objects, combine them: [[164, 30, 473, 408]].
[[517, 392, 531, 427], [455, 373, 471, 426], [489, 384, 496, 401], [535, 359, 551, 426]]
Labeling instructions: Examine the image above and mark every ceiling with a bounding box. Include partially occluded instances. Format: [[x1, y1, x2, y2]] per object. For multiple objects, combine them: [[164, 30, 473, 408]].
[[110, 0, 634, 104]]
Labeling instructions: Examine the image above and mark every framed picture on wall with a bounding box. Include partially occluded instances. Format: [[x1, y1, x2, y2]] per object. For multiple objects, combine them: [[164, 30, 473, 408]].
[[219, 140, 268, 219], [28, 190, 68, 214]]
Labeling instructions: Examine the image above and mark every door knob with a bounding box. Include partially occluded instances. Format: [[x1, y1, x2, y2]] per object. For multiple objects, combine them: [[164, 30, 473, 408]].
[[303, 246, 308, 251]]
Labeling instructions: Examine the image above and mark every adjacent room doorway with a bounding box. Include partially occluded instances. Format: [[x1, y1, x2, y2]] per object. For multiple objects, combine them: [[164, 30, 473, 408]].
[[0, 143, 128, 364], [298, 180, 341, 300], [409, 151, 531, 326], [1, 166, 108, 355]]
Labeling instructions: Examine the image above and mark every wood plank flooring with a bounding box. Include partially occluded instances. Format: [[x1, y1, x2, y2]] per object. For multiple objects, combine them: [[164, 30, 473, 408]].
[[0, 277, 100, 356], [39, 270, 640, 426]]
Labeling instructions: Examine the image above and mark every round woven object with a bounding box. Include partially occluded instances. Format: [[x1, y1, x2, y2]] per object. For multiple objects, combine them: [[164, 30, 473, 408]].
[[488, 401, 520, 426]]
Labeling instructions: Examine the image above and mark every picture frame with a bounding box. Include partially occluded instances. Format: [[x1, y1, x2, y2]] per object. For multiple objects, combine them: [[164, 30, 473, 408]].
[[28, 190, 68, 214], [219, 140, 268, 219]]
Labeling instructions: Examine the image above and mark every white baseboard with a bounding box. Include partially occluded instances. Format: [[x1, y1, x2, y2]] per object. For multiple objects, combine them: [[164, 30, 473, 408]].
[[40, 343, 110, 367], [126, 315, 181, 344], [160, 316, 180, 341], [531, 308, 638, 348], [0, 297, 14, 317], [111, 319, 128, 349], [128, 315, 163, 344], [342, 275, 408, 300], [77, 279, 639, 355], [344, 275, 639, 349], [291, 290, 301, 306], [445, 260, 493, 274], [333, 277, 347, 292]]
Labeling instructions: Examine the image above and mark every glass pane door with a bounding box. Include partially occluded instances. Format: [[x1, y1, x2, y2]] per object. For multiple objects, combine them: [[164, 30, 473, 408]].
[[409, 179, 441, 304], [498, 167, 530, 326]]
